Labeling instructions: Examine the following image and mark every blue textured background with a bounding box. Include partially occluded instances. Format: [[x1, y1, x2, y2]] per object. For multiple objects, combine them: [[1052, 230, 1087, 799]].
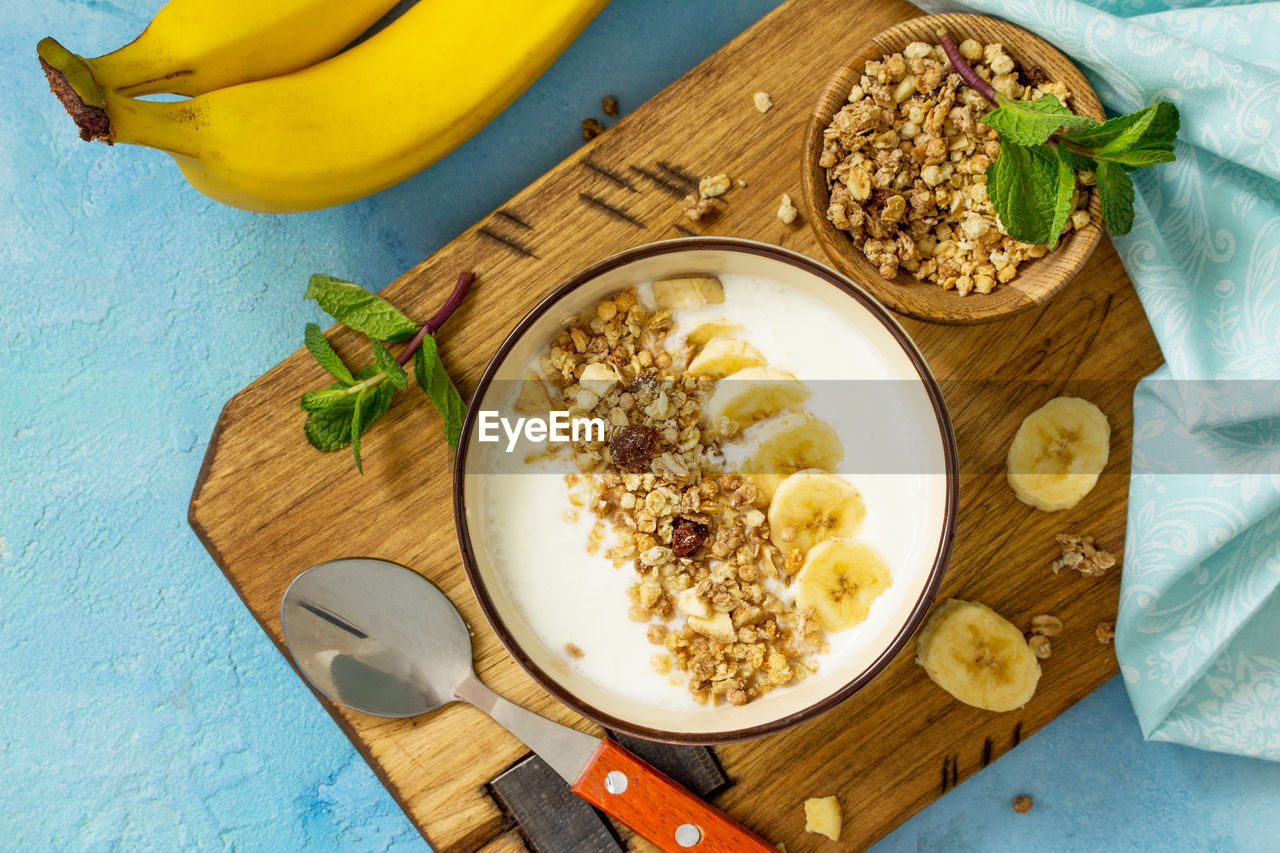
[[2, 0, 1277, 849]]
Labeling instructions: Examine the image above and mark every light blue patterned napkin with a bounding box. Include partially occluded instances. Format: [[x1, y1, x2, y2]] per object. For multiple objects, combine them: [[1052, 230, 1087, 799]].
[[919, 0, 1280, 759]]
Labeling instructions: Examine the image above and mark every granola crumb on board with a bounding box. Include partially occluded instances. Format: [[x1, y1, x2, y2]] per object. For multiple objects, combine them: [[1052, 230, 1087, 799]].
[[699, 173, 732, 199], [1029, 614, 1063, 637], [1052, 533, 1117, 577], [680, 193, 719, 221], [777, 193, 799, 224]]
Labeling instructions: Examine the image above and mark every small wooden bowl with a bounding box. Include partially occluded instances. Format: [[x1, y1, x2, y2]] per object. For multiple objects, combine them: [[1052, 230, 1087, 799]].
[[802, 14, 1105, 325]]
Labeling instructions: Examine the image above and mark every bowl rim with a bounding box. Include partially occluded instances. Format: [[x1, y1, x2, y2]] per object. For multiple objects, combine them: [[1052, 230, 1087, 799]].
[[801, 12, 1105, 326], [452, 236, 959, 744]]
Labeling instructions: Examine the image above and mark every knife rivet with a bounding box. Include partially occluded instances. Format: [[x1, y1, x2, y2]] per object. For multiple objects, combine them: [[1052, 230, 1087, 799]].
[[675, 824, 702, 847], [604, 771, 628, 794]]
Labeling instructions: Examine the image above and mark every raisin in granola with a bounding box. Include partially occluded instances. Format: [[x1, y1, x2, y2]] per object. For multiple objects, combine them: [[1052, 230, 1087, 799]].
[[671, 517, 710, 557], [609, 424, 659, 470]]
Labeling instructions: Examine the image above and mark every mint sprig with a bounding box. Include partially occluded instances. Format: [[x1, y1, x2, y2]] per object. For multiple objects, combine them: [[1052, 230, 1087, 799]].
[[299, 272, 474, 472], [979, 93, 1095, 146], [937, 29, 1178, 243]]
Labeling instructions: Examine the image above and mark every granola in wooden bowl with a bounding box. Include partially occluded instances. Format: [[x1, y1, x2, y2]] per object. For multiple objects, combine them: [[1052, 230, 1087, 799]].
[[802, 14, 1105, 325]]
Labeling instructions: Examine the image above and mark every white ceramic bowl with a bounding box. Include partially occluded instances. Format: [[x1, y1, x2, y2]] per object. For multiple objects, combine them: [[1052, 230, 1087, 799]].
[[454, 237, 957, 743]]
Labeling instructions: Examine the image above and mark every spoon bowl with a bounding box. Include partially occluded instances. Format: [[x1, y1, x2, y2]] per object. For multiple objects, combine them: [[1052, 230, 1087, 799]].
[[279, 557, 779, 852], [281, 557, 472, 717]]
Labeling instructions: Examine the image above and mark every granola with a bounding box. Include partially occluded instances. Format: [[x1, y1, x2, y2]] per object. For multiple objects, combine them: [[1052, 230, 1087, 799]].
[[581, 117, 605, 141], [820, 39, 1097, 294], [535, 287, 825, 706], [777, 193, 799, 225], [1052, 532, 1117, 576]]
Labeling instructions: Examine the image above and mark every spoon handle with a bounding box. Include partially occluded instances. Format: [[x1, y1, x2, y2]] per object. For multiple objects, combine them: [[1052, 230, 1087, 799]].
[[572, 738, 778, 852]]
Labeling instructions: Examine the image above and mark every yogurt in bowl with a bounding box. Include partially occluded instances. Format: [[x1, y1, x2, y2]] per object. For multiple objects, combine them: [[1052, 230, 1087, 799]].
[[455, 238, 957, 743]]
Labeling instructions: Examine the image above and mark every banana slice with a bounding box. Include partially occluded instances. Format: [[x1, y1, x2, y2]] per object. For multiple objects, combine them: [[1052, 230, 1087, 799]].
[[704, 366, 811, 428], [768, 471, 864, 554], [687, 338, 767, 378], [652, 276, 725, 310], [686, 320, 744, 346], [743, 412, 845, 501], [1006, 397, 1110, 511], [916, 599, 1041, 712], [795, 539, 890, 632]]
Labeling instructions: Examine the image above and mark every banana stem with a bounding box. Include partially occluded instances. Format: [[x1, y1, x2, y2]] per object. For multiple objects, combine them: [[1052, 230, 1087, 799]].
[[396, 271, 476, 366], [38, 37, 111, 141]]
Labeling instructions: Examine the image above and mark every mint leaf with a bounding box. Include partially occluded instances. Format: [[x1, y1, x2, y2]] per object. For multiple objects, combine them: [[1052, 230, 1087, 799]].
[[1048, 142, 1077, 247], [1104, 147, 1176, 169], [300, 382, 354, 412], [304, 404, 354, 451], [304, 323, 355, 385], [306, 274, 418, 342], [979, 94, 1096, 147], [1096, 161, 1135, 236], [414, 336, 466, 451], [986, 141, 1065, 245], [372, 340, 409, 390], [1063, 101, 1178, 156]]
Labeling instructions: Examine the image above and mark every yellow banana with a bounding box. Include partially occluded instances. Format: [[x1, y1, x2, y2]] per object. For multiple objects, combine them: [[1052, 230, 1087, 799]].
[[44, 0, 608, 212], [39, 0, 403, 97]]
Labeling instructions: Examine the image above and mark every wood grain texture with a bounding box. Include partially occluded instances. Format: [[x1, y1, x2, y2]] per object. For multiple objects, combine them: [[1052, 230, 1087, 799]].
[[803, 13, 1105, 325], [187, 0, 1162, 850]]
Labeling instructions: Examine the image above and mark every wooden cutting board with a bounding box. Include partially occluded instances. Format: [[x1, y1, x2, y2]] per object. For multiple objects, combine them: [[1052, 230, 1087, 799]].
[[188, 0, 1164, 849]]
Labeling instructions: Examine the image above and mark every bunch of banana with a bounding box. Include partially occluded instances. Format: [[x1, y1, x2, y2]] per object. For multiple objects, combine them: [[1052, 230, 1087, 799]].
[[916, 599, 1041, 712], [38, 0, 608, 212], [1006, 396, 1110, 511]]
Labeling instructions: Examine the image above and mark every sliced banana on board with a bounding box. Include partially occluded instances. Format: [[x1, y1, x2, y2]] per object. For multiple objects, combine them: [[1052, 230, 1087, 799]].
[[686, 320, 745, 346], [795, 539, 890, 632], [743, 412, 845, 501], [915, 599, 1041, 712], [1006, 396, 1110, 511], [686, 337, 767, 378], [767, 470, 864, 555], [704, 366, 811, 428], [652, 276, 725, 310]]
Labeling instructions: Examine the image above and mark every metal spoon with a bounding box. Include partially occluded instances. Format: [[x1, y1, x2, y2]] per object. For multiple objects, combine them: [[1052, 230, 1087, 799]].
[[281, 557, 776, 853]]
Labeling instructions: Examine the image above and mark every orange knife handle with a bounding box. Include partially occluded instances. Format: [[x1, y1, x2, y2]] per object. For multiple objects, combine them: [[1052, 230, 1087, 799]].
[[571, 737, 778, 853]]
